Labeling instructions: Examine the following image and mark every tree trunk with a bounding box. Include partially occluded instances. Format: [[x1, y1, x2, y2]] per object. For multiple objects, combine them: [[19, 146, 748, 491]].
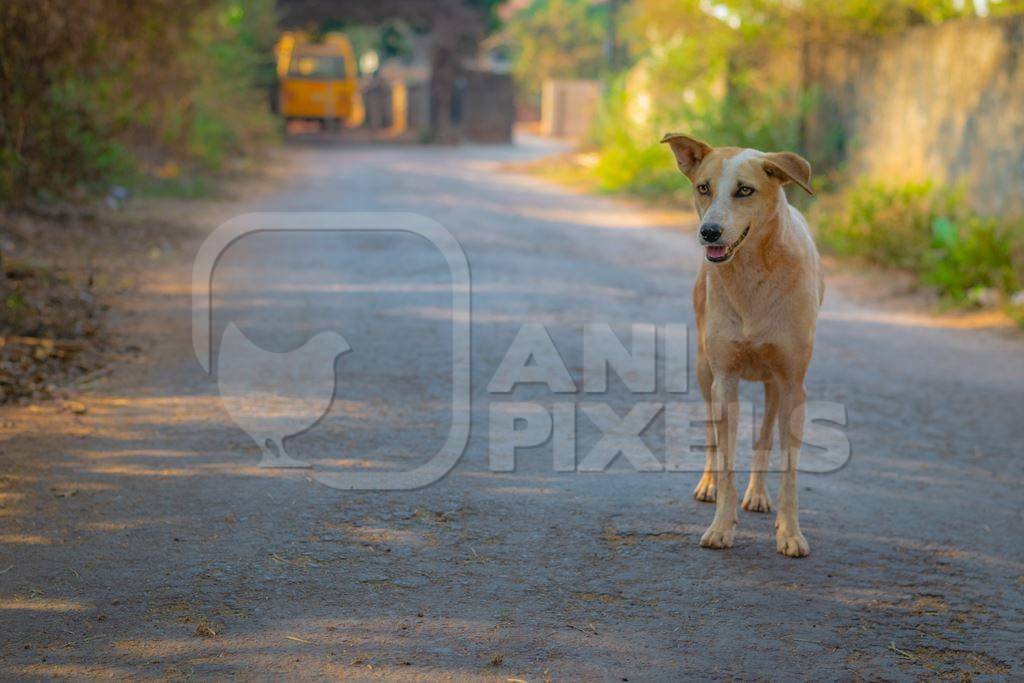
[[429, 40, 459, 144], [797, 20, 812, 159]]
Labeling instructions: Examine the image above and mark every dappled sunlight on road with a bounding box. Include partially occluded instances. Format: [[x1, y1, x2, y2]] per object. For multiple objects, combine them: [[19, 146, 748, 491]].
[[1, 140, 1021, 680], [820, 308, 1017, 330], [0, 598, 89, 612], [0, 533, 54, 546], [3, 663, 138, 679], [515, 205, 690, 230]]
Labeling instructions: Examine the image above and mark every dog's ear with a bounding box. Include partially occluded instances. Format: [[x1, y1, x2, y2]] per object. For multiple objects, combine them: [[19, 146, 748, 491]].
[[661, 133, 712, 181], [762, 152, 814, 195]]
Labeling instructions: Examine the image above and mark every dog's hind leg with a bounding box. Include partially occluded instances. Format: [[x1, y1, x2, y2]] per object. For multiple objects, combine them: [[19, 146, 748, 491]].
[[742, 381, 777, 513], [776, 381, 809, 557]]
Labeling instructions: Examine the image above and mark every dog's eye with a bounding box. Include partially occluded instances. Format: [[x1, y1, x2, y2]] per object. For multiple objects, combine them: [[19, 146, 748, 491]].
[[735, 186, 755, 197], [696, 182, 711, 195]]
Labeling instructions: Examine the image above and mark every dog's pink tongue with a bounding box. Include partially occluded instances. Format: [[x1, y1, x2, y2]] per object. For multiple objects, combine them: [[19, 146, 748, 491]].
[[706, 245, 727, 260]]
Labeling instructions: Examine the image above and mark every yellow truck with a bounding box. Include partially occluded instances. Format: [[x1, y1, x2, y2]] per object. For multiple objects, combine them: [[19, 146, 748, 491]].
[[275, 32, 361, 128]]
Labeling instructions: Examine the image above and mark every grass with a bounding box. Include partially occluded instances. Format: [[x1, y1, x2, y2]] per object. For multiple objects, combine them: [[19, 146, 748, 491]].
[[813, 180, 1023, 314], [569, 69, 1023, 324], [0, 0, 280, 205], [524, 152, 1024, 326]]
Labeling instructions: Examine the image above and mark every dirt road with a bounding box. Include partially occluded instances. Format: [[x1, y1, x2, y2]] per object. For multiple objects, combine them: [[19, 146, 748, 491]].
[[1, 136, 1022, 679]]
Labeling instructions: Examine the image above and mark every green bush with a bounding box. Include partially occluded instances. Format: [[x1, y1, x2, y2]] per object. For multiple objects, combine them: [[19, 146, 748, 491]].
[[0, 0, 279, 204], [589, 71, 815, 200], [180, 0, 280, 172], [502, 0, 607, 107], [923, 217, 1019, 302], [816, 180, 959, 267], [817, 180, 1021, 303], [588, 85, 678, 198], [593, 138, 683, 199]]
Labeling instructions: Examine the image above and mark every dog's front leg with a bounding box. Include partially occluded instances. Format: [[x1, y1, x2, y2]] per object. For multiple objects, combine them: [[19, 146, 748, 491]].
[[700, 376, 739, 549], [776, 382, 810, 557], [694, 358, 717, 502], [693, 407, 717, 502], [742, 381, 777, 513]]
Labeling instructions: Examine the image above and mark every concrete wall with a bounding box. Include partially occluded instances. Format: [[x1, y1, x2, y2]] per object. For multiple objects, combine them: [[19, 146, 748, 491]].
[[360, 72, 509, 143], [458, 70, 515, 143], [361, 77, 394, 130], [805, 16, 1024, 215], [541, 79, 602, 139]]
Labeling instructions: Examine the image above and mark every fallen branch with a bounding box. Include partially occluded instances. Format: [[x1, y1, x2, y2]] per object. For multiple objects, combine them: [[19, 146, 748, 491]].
[[889, 641, 917, 661], [0, 336, 88, 351], [74, 367, 113, 386]]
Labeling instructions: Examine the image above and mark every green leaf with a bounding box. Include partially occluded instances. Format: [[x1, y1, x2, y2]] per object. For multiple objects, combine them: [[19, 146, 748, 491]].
[[931, 216, 957, 247]]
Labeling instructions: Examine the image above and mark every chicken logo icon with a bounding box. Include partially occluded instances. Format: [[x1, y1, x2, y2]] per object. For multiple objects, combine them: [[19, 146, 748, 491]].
[[193, 213, 469, 489], [217, 322, 351, 468]]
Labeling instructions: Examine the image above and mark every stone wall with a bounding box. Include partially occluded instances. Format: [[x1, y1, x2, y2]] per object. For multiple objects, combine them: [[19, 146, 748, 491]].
[[360, 71, 512, 143], [541, 79, 602, 139], [458, 70, 515, 143], [804, 16, 1024, 215]]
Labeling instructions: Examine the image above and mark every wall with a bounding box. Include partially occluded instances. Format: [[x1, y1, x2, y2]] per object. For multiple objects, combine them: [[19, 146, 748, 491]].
[[459, 70, 515, 143], [541, 79, 602, 139], [805, 16, 1024, 215], [360, 72, 509, 143]]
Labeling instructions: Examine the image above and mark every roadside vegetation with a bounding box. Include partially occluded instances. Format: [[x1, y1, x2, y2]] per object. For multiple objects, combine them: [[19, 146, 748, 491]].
[[0, 0, 280, 402], [813, 182, 1023, 313], [501, 0, 609, 106], [506, 0, 1024, 322], [1, 0, 510, 404], [0, 0, 279, 205]]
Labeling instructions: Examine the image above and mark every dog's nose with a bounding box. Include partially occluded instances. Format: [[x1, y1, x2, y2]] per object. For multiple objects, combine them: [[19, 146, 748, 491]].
[[700, 223, 723, 243]]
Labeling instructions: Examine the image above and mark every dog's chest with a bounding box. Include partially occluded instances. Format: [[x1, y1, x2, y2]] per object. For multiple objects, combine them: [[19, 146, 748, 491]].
[[704, 306, 792, 380], [705, 284, 778, 338], [725, 339, 783, 381]]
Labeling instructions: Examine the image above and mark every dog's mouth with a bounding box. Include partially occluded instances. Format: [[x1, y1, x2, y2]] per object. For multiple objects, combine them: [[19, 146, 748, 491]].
[[705, 226, 750, 263]]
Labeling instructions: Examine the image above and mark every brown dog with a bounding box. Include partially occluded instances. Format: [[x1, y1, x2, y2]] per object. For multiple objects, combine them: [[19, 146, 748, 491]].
[[662, 133, 823, 557]]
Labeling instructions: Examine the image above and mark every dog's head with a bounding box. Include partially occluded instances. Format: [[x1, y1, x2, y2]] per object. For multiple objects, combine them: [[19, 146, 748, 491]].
[[661, 133, 813, 264]]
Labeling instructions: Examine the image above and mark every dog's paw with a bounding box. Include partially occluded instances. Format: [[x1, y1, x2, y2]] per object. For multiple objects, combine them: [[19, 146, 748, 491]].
[[741, 487, 772, 513], [693, 473, 716, 503], [776, 530, 809, 558], [699, 525, 735, 549]]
